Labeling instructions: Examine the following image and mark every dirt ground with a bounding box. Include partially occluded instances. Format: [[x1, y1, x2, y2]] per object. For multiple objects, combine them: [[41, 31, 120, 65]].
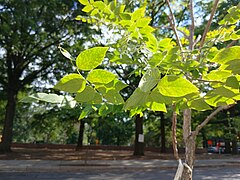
[[0, 146, 238, 161]]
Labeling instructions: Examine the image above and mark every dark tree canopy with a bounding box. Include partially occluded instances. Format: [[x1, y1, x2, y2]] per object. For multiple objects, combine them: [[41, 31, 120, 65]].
[[0, 0, 92, 151]]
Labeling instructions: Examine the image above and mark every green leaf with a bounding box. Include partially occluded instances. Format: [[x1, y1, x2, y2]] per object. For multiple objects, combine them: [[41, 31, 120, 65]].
[[87, 69, 116, 84], [75, 86, 102, 104], [213, 86, 237, 98], [219, 3, 240, 25], [135, 18, 151, 27], [82, 5, 94, 13], [188, 98, 212, 111], [129, 108, 144, 117], [22, 93, 64, 104], [211, 46, 240, 65], [222, 59, 240, 74], [132, 8, 145, 21], [76, 47, 108, 71], [205, 92, 235, 107], [120, 13, 131, 20], [158, 75, 199, 98], [148, 53, 163, 67], [124, 88, 149, 110], [79, 105, 93, 120], [93, 1, 106, 9], [98, 104, 113, 116], [203, 70, 231, 81], [226, 76, 239, 89], [103, 90, 124, 104], [78, 0, 89, 5], [54, 73, 86, 93], [59, 47, 74, 60], [146, 101, 166, 112], [139, 67, 160, 92]]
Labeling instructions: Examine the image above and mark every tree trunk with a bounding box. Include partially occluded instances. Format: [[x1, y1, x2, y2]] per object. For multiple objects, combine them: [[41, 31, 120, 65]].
[[232, 140, 238, 154], [181, 135, 196, 180], [0, 89, 18, 152], [160, 112, 166, 153], [76, 120, 85, 150], [181, 109, 195, 180], [225, 140, 231, 153], [133, 114, 144, 156]]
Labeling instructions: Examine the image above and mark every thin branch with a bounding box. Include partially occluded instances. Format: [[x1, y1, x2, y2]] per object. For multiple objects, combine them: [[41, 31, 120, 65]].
[[165, 0, 183, 51], [172, 104, 180, 160], [199, 0, 220, 49], [189, 0, 195, 50], [194, 104, 234, 136], [227, 40, 238, 48]]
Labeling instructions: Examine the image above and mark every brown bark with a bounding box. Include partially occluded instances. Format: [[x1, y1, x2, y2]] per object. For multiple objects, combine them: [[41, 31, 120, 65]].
[[0, 89, 18, 152], [160, 112, 166, 153], [76, 120, 85, 151], [181, 109, 195, 180], [133, 114, 144, 156]]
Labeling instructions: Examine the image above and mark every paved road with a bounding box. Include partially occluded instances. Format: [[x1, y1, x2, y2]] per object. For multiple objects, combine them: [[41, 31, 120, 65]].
[[0, 167, 239, 180]]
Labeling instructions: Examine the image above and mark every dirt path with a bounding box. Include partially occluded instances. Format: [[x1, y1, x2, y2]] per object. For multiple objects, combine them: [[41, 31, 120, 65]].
[[0, 146, 238, 161]]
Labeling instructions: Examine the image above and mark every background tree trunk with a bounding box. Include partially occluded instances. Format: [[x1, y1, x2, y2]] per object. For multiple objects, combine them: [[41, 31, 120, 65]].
[[160, 112, 166, 153], [133, 114, 144, 156], [76, 120, 85, 150], [0, 89, 18, 152]]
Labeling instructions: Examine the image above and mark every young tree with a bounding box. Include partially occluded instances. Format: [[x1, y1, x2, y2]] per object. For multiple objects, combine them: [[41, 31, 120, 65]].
[[34, 0, 239, 179]]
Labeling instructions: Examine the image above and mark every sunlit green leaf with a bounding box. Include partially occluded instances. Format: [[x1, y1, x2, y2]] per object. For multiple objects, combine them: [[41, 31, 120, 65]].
[[146, 101, 166, 112], [75, 86, 102, 104], [76, 47, 108, 71], [139, 67, 160, 92], [158, 75, 199, 98], [54, 73, 86, 93], [132, 8, 145, 21], [82, 5, 94, 12], [103, 90, 124, 104], [205, 91, 235, 107], [211, 46, 240, 65], [124, 88, 148, 110], [203, 70, 231, 81], [78, 0, 89, 5], [87, 69, 116, 84]]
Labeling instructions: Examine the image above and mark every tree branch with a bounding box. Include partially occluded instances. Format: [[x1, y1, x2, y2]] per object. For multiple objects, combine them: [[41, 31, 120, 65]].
[[199, 0, 220, 49], [194, 104, 234, 136], [165, 0, 183, 51], [172, 104, 179, 160], [189, 0, 195, 50], [227, 40, 238, 48]]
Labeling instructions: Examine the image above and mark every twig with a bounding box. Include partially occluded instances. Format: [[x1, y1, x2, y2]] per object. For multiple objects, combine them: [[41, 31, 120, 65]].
[[172, 104, 179, 160], [165, 0, 183, 52], [199, 0, 220, 49], [189, 0, 195, 50], [194, 104, 234, 136], [227, 40, 237, 48]]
